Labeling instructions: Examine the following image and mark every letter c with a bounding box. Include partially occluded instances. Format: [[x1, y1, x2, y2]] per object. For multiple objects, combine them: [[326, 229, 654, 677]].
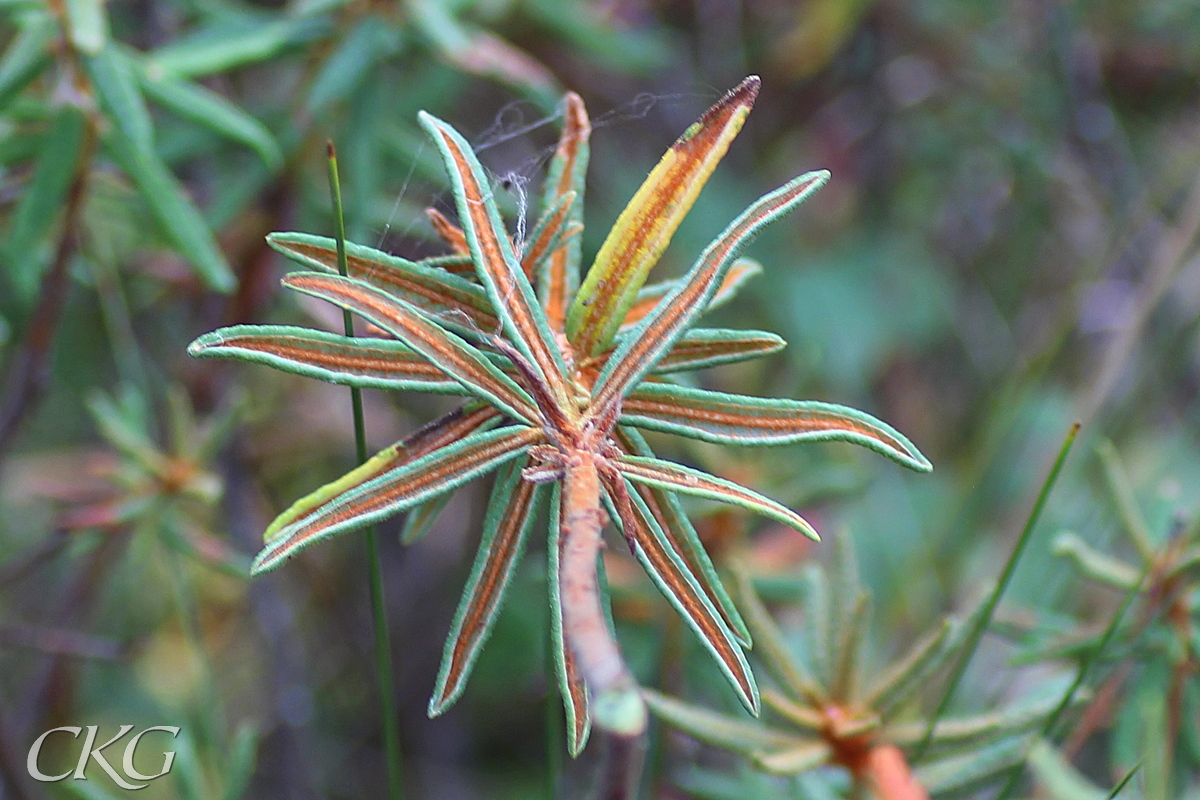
[[27, 727, 81, 782]]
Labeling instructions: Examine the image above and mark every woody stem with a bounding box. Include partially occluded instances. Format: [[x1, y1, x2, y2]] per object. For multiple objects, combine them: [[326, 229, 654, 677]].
[[560, 450, 646, 737]]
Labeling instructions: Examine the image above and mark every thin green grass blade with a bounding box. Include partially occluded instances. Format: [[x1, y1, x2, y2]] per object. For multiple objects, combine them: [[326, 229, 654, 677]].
[[831, 591, 870, 702], [188, 324, 466, 393], [913, 422, 1080, 761], [282, 271, 538, 422], [993, 560, 1148, 800], [64, 0, 108, 55], [0, 16, 54, 113], [622, 383, 931, 472], [328, 144, 404, 800], [429, 461, 543, 715], [889, 692, 1066, 749], [614, 455, 820, 541], [252, 425, 538, 574], [591, 170, 829, 415], [1052, 531, 1139, 590]]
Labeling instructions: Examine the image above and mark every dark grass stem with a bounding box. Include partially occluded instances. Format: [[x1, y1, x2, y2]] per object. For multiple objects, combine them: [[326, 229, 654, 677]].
[[328, 142, 405, 800], [993, 562, 1148, 800], [913, 422, 1081, 762], [1105, 762, 1141, 799]]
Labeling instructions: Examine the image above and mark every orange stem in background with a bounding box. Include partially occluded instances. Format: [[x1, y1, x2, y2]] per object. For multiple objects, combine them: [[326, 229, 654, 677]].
[[864, 745, 930, 800]]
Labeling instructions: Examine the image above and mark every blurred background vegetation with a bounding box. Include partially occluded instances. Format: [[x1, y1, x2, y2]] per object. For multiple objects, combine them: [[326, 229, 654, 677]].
[[0, 0, 1198, 798]]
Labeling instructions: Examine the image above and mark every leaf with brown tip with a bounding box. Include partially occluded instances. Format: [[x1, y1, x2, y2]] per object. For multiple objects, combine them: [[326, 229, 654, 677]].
[[252, 424, 540, 574], [429, 461, 543, 715], [566, 77, 761, 356], [541, 91, 590, 329], [283, 272, 538, 423], [426, 207, 469, 254], [621, 383, 932, 472]]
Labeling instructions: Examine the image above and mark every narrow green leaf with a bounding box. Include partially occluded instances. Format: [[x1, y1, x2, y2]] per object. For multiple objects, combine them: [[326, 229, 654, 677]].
[[188, 324, 466, 394], [429, 461, 543, 715], [4, 105, 85, 304], [645, 328, 785, 374], [0, 15, 54, 111], [889, 693, 1064, 749], [64, 0, 108, 55], [1052, 531, 1139, 590], [101, 126, 236, 292], [539, 91, 589, 330], [642, 688, 799, 755], [831, 590, 870, 702], [138, 68, 282, 169], [1024, 739, 1107, 800], [520, 189, 576, 281], [603, 474, 758, 714], [267, 232, 498, 333], [591, 170, 829, 415], [282, 272, 538, 422], [730, 562, 826, 706], [85, 46, 154, 152], [863, 619, 952, 716], [615, 455, 820, 541], [221, 723, 259, 800], [420, 111, 572, 404], [622, 383, 931, 472], [1096, 440, 1156, 562], [618, 426, 750, 646], [304, 15, 399, 117], [752, 742, 832, 775], [913, 738, 1027, 797], [148, 18, 326, 79], [618, 258, 762, 331], [548, 483, 591, 756], [567, 77, 761, 355], [800, 563, 831, 687], [252, 425, 540, 573], [401, 493, 452, 544]]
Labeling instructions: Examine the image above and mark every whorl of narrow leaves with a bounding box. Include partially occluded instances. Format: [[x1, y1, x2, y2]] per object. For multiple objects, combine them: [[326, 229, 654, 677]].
[[188, 76, 932, 751]]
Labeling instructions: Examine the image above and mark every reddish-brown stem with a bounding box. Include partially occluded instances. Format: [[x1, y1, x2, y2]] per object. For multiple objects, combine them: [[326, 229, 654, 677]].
[[559, 449, 646, 737]]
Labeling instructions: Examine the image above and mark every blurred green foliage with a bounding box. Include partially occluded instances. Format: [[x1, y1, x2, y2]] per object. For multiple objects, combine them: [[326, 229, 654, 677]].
[[1, 0, 1199, 798]]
